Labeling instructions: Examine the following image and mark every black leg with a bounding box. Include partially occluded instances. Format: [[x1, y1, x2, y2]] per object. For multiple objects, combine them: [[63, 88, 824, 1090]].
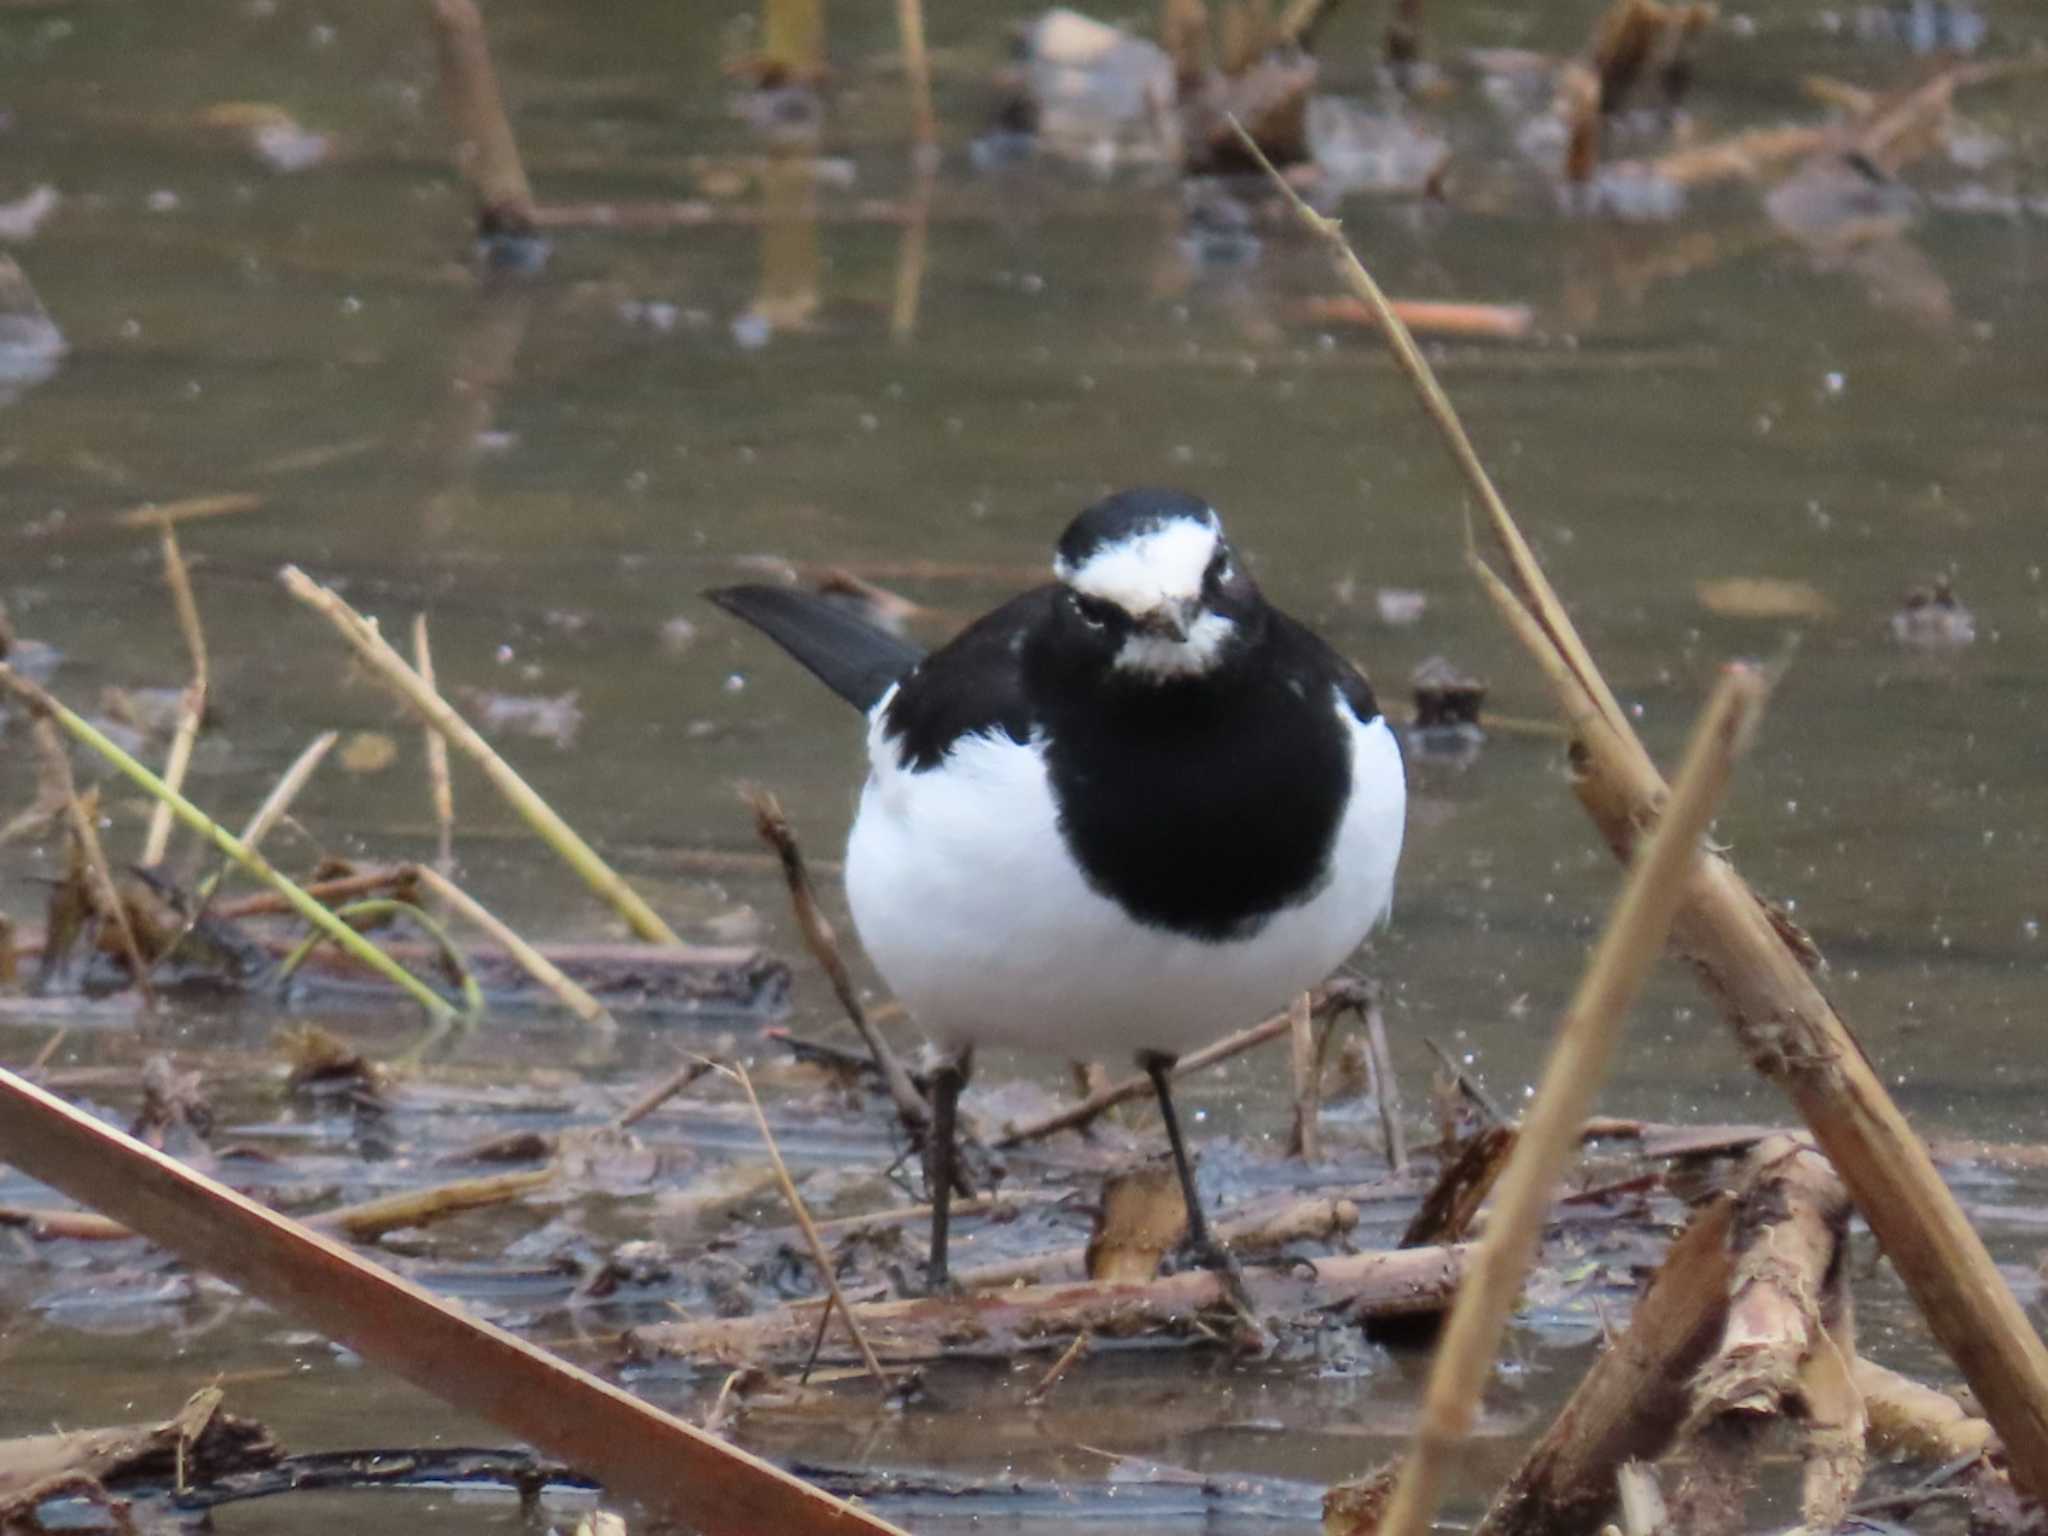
[[924, 1051, 971, 1293], [1139, 1050, 1230, 1271]]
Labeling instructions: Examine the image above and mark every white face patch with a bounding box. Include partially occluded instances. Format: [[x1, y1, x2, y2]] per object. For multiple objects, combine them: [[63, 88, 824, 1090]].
[[1054, 516, 1219, 618], [1113, 610, 1236, 677]]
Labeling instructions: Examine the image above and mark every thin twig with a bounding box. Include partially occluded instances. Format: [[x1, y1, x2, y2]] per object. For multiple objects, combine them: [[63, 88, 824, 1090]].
[[414, 615, 456, 875], [0, 666, 457, 1024], [745, 787, 930, 1131], [30, 720, 157, 1010], [189, 730, 340, 914], [614, 1058, 716, 1130], [1286, 990, 1320, 1162], [1025, 1332, 1091, 1405], [140, 520, 210, 869], [413, 864, 613, 1027], [1376, 667, 1766, 1536], [1364, 988, 1408, 1170], [997, 984, 1362, 1148], [716, 1058, 889, 1390], [280, 566, 683, 948]]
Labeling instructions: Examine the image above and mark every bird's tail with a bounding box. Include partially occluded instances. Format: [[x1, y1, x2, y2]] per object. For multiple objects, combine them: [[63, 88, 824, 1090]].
[[705, 585, 925, 713]]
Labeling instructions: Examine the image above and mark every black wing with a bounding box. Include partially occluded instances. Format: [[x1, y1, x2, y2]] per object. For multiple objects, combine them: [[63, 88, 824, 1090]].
[[706, 585, 926, 713], [882, 587, 1054, 770]]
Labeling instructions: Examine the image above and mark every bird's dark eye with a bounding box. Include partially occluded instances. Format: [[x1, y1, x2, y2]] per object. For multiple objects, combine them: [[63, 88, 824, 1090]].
[[1204, 549, 1235, 593], [1072, 594, 1120, 631]]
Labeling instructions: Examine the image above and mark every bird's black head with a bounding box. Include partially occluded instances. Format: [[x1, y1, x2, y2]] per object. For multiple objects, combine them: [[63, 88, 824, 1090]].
[[1047, 488, 1263, 682]]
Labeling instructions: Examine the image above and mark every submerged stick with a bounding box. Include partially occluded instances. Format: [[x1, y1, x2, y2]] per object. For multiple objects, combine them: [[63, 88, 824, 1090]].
[[314, 1167, 557, 1243], [281, 567, 684, 949], [746, 788, 930, 1130], [1375, 667, 1765, 1536], [0, 1068, 908, 1536], [0, 668, 456, 1024], [429, 0, 538, 237], [140, 520, 209, 870], [413, 865, 612, 1027], [1243, 116, 2048, 1500]]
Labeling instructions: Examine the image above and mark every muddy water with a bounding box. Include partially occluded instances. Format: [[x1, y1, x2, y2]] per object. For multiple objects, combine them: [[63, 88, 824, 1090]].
[[3, 0, 2047, 1529]]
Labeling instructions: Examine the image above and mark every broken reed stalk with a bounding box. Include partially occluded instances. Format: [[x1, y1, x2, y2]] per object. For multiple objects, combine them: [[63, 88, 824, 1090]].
[[997, 982, 1356, 1148], [27, 719, 157, 1010], [428, 0, 537, 237], [1375, 665, 1765, 1536], [0, 1068, 909, 1536], [1286, 989, 1320, 1161], [140, 519, 209, 870], [414, 616, 456, 874], [0, 667, 456, 1024], [894, 0, 936, 150], [1364, 990, 1409, 1170], [745, 788, 930, 1130], [1241, 115, 2048, 1499], [280, 566, 685, 949], [412, 864, 613, 1027], [1474, 1195, 1738, 1536], [192, 730, 340, 907], [719, 1059, 889, 1389]]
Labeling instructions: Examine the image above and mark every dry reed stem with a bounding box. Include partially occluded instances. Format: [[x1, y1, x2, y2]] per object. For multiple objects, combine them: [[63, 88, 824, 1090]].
[[30, 721, 157, 1011], [237, 731, 337, 851], [414, 616, 456, 874], [280, 566, 684, 948], [412, 864, 612, 1027], [0, 667, 456, 1024], [1364, 992, 1408, 1170], [745, 788, 930, 1130], [718, 1059, 889, 1389], [1230, 120, 1639, 754], [0, 1068, 909, 1536], [140, 521, 209, 869], [111, 493, 262, 529], [997, 982, 1361, 1148], [1375, 666, 1764, 1536], [1287, 990, 1320, 1161], [429, 0, 537, 233], [894, 0, 936, 150], [1244, 114, 2048, 1500]]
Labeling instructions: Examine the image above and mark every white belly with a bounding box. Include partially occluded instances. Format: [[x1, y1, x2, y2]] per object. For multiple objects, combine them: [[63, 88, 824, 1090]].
[[843, 693, 1405, 1063]]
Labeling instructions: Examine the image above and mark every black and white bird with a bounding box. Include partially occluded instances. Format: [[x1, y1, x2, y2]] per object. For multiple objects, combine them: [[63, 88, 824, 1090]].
[[710, 488, 1405, 1289]]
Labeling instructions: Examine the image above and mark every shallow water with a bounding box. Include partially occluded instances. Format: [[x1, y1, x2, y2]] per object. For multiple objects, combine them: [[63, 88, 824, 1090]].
[[3, 0, 2046, 1530]]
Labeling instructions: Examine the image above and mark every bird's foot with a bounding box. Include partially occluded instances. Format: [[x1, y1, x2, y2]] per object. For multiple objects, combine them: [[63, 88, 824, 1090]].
[[1187, 1237, 1274, 1355]]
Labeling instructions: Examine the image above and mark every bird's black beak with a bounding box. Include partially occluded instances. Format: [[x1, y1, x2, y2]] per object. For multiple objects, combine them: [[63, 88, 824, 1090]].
[[1134, 602, 1194, 643]]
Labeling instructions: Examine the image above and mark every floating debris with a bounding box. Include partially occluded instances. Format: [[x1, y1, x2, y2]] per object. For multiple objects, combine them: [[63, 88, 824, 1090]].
[[1890, 574, 1976, 649]]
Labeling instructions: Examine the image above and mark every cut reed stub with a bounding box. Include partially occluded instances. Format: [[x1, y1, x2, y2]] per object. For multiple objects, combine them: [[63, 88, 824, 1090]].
[[428, 0, 549, 270]]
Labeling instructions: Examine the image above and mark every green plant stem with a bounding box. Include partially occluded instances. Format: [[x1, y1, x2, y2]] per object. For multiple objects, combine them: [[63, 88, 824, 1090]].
[[0, 666, 456, 1024], [277, 899, 482, 1021]]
